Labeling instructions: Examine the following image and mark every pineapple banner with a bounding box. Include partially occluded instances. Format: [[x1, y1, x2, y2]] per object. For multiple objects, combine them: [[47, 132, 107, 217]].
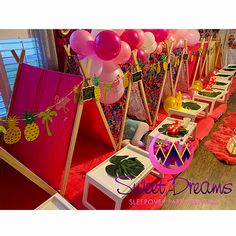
[[1, 63, 84, 189]]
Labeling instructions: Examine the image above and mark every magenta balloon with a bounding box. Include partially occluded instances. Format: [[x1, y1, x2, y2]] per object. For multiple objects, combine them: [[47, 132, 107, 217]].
[[99, 68, 125, 104], [188, 88, 199, 98], [182, 92, 191, 100], [94, 30, 121, 61], [70, 30, 94, 56], [112, 41, 131, 64], [186, 30, 200, 46], [137, 48, 148, 64], [136, 29, 145, 48], [152, 29, 169, 43], [120, 29, 141, 50]]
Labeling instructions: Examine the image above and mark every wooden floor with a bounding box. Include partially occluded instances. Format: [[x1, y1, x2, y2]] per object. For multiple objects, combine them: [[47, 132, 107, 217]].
[[161, 92, 236, 210]]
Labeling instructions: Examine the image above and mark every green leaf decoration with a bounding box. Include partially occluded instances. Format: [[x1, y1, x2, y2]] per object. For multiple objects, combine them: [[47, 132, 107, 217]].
[[182, 102, 201, 110], [216, 81, 227, 86], [223, 68, 235, 72], [216, 74, 230, 77], [93, 76, 99, 86], [105, 155, 144, 180], [23, 112, 36, 124], [138, 59, 143, 69], [110, 155, 129, 165], [198, 91, 221, 98]]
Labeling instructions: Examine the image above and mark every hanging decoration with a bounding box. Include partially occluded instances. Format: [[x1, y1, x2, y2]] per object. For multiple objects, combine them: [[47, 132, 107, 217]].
[[24, 112, 40, 142], [1, 83, 82, 144], [4, 117, 22, 145], [38, 107, 57, 137]]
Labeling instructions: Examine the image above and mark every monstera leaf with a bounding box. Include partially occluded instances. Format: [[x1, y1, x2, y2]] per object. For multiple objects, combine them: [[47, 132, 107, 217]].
[[198, 91, 221, 97], [105, 155, 144, 180], [216, 81, 227, 86], [182, 102, 201, 110]]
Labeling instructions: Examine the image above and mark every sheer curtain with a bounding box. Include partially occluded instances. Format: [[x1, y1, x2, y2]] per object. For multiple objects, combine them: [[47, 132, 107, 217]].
[[30, 29, 59, 70], [219, 29, 236, 66]]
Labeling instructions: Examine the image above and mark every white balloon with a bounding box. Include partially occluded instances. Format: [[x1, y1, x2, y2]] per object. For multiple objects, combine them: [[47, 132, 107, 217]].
[[143, 32, 155, 48], [90, 29, 104, 38], [145, 41, 157, 54]]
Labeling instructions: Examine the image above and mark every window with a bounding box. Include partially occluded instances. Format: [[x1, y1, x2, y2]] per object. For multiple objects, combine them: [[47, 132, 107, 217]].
[[0, 37, 43, 117]]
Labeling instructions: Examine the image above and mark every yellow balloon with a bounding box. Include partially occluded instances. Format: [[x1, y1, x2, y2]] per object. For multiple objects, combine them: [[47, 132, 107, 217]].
[[163, 96, 177, 113], [191, 84, 202, 91], [193, 80, 203, 88]]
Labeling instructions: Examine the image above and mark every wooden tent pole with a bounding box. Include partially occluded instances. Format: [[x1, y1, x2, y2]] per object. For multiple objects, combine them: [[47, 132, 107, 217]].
[[168, 44, 174, 97], [214, 37, 222, 68], [191, 37, 205, 87], [117, 79, 132, 150], [0, 147, 57, 196], [200, 36, 213, 77], [174, 40, 187, 95], [153, 41, 174, 126], [131, 50, 152, 126]]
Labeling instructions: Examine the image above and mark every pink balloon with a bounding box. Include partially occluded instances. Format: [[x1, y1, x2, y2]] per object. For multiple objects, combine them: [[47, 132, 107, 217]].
[[186, 30, 200, 46], [136, 29, 145, 48], [70, 30, 94, 56], [174, 29, 188, 40], [112, 41, 131, 64], [112, 29, 125, 36], [156, 43, 163, 54], [94, 30, 121, 61], [99, 68, 125, 104], [102, 62, 120, 73], [175, 39, 185, 48], [137, 48, 148, 64], [152, 29, 169, 43], [182, 92, 191, 100], [120, 30, 141, 50], [168, 29, 177, 35], [188, 88, 199, 98]]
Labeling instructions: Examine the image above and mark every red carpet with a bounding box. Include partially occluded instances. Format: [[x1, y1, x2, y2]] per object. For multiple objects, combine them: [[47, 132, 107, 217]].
[[205, 112, 236, 164]]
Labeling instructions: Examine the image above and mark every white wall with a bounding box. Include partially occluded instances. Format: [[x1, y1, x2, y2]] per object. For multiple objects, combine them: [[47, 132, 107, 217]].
[[0, 29, 30, 39]]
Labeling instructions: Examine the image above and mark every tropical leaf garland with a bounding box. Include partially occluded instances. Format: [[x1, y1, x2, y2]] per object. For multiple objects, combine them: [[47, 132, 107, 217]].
[[105, 155, 144, 180]]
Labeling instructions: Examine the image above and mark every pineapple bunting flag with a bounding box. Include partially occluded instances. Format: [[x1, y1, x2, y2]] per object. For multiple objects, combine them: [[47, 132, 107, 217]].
[[24, 112, 40, 142], [4, 117, 22, 145]]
